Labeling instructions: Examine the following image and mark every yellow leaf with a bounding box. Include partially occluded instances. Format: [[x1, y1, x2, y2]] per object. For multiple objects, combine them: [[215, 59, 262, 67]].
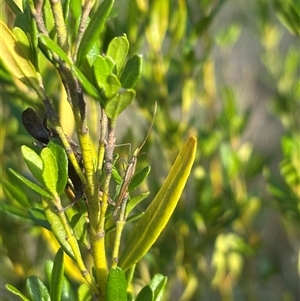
[[0, 21, 40, 92], [119, 136, 197, 271]]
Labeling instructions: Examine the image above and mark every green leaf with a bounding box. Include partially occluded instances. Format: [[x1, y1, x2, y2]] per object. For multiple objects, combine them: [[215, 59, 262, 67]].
[[0, 202, 28, 219], [6, 284, 31, 301], [73, 64, 103, 100], [0, 21, 40, 92], [60, 276, 77, 301], [5, 0, 22, 15], [45, 261, 77, 301], [42, 197, 76, 260], [106, 34, 130, 75], [71, 213, 89, 247], [69, 0, 82, 22], [50, 248, 64, 301], [29, 208, 51, 230], [93, 55, 115, 90], [105, 88, 135, 119], [105, 74, 122, 98], [9, 168, 53, 198], [128, 166, 151, 192], [39, 34, 102, 100], [77, 0, 115, 66], [41, 147, 58, 196], [135, 286, 153, 301], [43, 0, 56, 38], [106, 267, 127, 301], [21, 145, 44, 185], [125, 192, 150, 217], [274, 0, 300, 36], [112, 165, 123, 185], [14, 13, 30, 34], [26, 275, 51, 301], [149, 274, 167, 301], [118, 136, 197, 271], [3, 177, 31, 208], [47, 139, 68, 195], [120, 54, 143, 89], [12, 27, 31, 60], [39, 34, 73, 65]]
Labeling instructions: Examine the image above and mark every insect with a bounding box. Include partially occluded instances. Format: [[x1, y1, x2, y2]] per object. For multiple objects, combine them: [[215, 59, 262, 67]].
[[113, 102, 157, 216], [22, 107, 84, 201]]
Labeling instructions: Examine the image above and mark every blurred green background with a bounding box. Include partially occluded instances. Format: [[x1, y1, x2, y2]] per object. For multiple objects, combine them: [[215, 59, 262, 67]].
[[1, 0, 299, 300]]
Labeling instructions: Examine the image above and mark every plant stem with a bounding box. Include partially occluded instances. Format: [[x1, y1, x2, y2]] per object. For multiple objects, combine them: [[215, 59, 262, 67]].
[[112, 194, 128, 268], [43, 196, 100, 296], [74, 0, 94, 61], [50, 0, 69, 53]]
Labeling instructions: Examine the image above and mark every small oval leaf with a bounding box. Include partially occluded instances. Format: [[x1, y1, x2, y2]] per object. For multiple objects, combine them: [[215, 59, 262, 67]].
[[77, 0, 114, 66], [41, 147, 58, 196], [105, 88, 135, 119], [47, 139, 68, 195], [26, 275, 51, 301], [21, 145, 44, 184], [120, 54, 143, 89], [106, 34, 129, 75], [106, 267, 127, 301], [93, 55, 115, 90]]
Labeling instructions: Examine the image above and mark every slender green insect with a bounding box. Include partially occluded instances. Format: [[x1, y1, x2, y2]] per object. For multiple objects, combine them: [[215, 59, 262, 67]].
[[113, 102, 157, 216]]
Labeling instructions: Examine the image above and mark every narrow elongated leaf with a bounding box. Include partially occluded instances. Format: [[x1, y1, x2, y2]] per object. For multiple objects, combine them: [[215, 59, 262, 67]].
[[105, 88, 135, 119], [3, 178, 31, 208], [125, 192, 150, 217], [39, 35, 102, 99], [106, 267, 127, 301], [45, 261, 77, 301], [6, 284, 31, 301], [9, 168, 52, 198], [118, 136, 197, 270], [21, 145, 44, 185], [41, 147, 58, 196], [73, 64, 102, 99], [29, 208, 51, 230], [39, 34, 73, 65], [120, 54, 143, 88], [77, 0, 115, 66], [47, 140, 68, 195], [5, 0, 22, 15], [50, 248, 64, 301], [26, 275, 51, 301], [128, 166, 151, 192], [43, 0, 56, 38], [106, 35, 129, 75], [105, 74, 122, 98], [0, 21, 40, 91]]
